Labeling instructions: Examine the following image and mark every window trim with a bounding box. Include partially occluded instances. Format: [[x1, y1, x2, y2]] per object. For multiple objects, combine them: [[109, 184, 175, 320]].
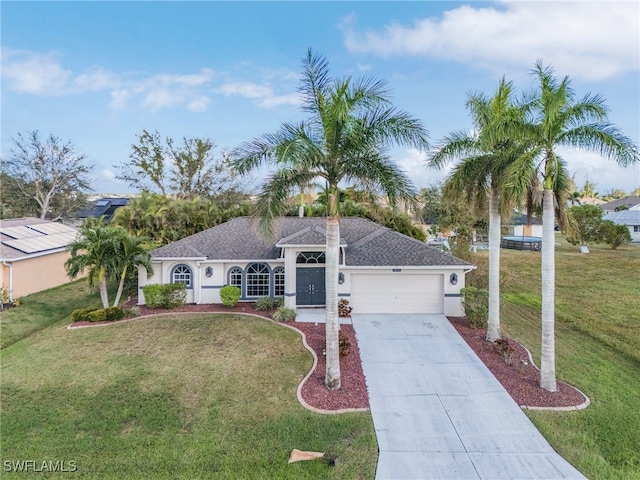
[[246, 262, 271, 298], [171, 264, 193, 289], [227, 266, 244, 295], [273, 266, 285, 297]]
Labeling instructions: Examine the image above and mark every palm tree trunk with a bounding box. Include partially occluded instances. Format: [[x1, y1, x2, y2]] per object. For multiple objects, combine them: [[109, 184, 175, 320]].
[[540, 188, 557, 392], [98, 277, 110, 308], [486, 187, 501, 342], [113, 267, 127, 307], [324, 215, 341, 390]]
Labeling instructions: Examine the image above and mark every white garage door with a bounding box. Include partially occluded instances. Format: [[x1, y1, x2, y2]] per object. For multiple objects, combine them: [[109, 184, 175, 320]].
[[350, 273, 443, 314]]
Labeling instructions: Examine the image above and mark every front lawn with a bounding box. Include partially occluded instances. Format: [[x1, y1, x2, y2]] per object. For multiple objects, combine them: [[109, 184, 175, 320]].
[[1, 312, 377, 479], [498, 238, 640, 480]]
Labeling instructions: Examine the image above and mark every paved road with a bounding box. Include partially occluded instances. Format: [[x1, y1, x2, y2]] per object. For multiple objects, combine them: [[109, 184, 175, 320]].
[[352, 313, 587, 480]]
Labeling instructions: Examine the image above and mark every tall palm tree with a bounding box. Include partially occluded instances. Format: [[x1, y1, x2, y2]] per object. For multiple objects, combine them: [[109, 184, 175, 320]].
[[507, 62, 639, 391], [429, 78, 524, 342], [65, 220, 123, 308], [231, 49, 429, 390]]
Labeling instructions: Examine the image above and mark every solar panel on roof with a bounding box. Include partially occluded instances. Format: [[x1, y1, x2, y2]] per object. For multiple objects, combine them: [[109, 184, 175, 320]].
[[28, 223, 77, 236], [1, 232, 77, 254], [0, 226, 44, 239]]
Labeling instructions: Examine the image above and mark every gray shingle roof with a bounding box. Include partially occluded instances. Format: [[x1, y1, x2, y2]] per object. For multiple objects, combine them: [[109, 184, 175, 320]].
[[151, 216, 471, 267], [604, 210, 640, 225], [601, 195, 640, 211]]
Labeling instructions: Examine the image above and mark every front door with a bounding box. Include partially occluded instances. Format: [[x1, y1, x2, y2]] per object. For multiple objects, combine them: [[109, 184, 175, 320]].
[[296, 268, 326, 306]]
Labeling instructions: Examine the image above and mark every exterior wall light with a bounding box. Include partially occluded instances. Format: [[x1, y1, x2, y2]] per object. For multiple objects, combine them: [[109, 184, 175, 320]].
[[449, 273, 458, 285], [205, 266, 213, 278], [338, 272, 345, 284]]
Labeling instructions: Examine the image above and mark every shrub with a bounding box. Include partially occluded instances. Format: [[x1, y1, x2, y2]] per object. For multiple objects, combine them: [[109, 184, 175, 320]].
[[70, 307, 99, 322], [600, 220, 632, 250], [220, 285, 241, 308], [103, 307, 125, 321], [338, 299, 352, 318], [0, 287, 8, 304], [143, 283, 186, 309], [272, 306, 296, 322], [255, 296, 276, 311], [339, 330, 351, 357], [460, 286, 488, 329], [87, 309, 108, 322], [493, 338, 516, 366], [125, 306, 141, 318]]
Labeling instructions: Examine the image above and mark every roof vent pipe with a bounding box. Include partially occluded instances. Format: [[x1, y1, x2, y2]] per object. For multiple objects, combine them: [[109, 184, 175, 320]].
[[298, 205, 304, 217]]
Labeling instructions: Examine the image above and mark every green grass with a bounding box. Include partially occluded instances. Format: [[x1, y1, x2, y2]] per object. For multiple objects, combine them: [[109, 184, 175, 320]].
[[1, 286, 377, 479], [0, 280, 104, 349], [495, 237, 640, 480]]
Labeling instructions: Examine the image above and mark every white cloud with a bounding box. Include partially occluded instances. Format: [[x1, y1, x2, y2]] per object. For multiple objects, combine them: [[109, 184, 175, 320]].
[[341, 1, 639, 81], [101, 168, 116, 180], [217, 81, 300, 108], [558, 147, 640, 194], [217, 81, 272, 98], [1, 48, 73, 95], [1, 48, 216, 112], [396, 147, 452, 189]]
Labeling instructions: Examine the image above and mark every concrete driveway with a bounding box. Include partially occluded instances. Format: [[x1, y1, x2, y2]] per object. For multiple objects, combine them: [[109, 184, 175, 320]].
[[351, 313, 587, 480]]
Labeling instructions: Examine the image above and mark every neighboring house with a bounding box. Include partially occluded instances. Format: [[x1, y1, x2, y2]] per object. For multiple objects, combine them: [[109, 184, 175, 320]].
[[505, 213, 543, 238], [0, 218, 79, 301], [73, 197, 131, 223], [139, 216, 475, 316], [578, 196, 606, 206], [600, 195, 640, 212], [603, 210, 640, 243]]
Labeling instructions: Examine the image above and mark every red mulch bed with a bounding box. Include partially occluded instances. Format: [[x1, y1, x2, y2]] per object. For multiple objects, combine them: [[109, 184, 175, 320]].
[[69, 301, 587, 411], [449, 316, 587, 409], [293, 322, 369, 411]]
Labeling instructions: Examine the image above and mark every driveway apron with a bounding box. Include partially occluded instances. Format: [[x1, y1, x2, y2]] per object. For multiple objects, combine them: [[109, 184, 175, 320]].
[[351, 313, 587, 480]]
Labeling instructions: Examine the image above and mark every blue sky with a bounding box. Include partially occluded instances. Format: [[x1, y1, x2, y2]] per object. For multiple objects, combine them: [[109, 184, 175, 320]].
[[2, 1, 639, 196]]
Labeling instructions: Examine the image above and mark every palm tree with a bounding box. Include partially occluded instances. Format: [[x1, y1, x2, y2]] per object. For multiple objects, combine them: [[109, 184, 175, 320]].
[[231, 49, 429, 390], [65, 220, 123, 308], [430, 78, 524, 343], [112, 233, 153, 307], [507, 62, 639, 391]]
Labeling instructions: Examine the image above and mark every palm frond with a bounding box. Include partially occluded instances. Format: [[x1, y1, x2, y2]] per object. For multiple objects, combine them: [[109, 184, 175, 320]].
[[253, 167, 320, 239]]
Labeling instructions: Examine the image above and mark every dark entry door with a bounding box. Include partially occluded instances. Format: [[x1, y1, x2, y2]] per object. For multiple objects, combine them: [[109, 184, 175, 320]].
[[296, 268, 326, 305]]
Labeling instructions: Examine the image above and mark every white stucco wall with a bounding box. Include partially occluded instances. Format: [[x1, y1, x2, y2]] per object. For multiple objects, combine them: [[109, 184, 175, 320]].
[[139, 256, 469, 317]]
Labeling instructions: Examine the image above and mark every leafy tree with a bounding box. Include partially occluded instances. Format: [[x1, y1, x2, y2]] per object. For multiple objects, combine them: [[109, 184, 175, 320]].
[[580, 179, 599, 199], [599, 220, 632, 249], [116, 130, 243, 199], [309, 188, 425, 240], [506, 62, 639, 391], [0, 173, 40, 219], [112, 192, 248, 246], [429, 78, 525, 342], [602, 188, 627, 201], [231, 49, 429, 390], [566, 204, 604, 246], [2, 131, 92, 220], [65, 219, 152, 308]]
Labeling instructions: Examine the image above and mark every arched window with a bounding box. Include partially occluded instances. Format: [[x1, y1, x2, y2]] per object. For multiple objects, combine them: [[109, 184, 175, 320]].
[[246, 263, 270, 297], [171, 264, 193, 288], [228, 267, 243, 292], [273, 266, 285, 297]]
